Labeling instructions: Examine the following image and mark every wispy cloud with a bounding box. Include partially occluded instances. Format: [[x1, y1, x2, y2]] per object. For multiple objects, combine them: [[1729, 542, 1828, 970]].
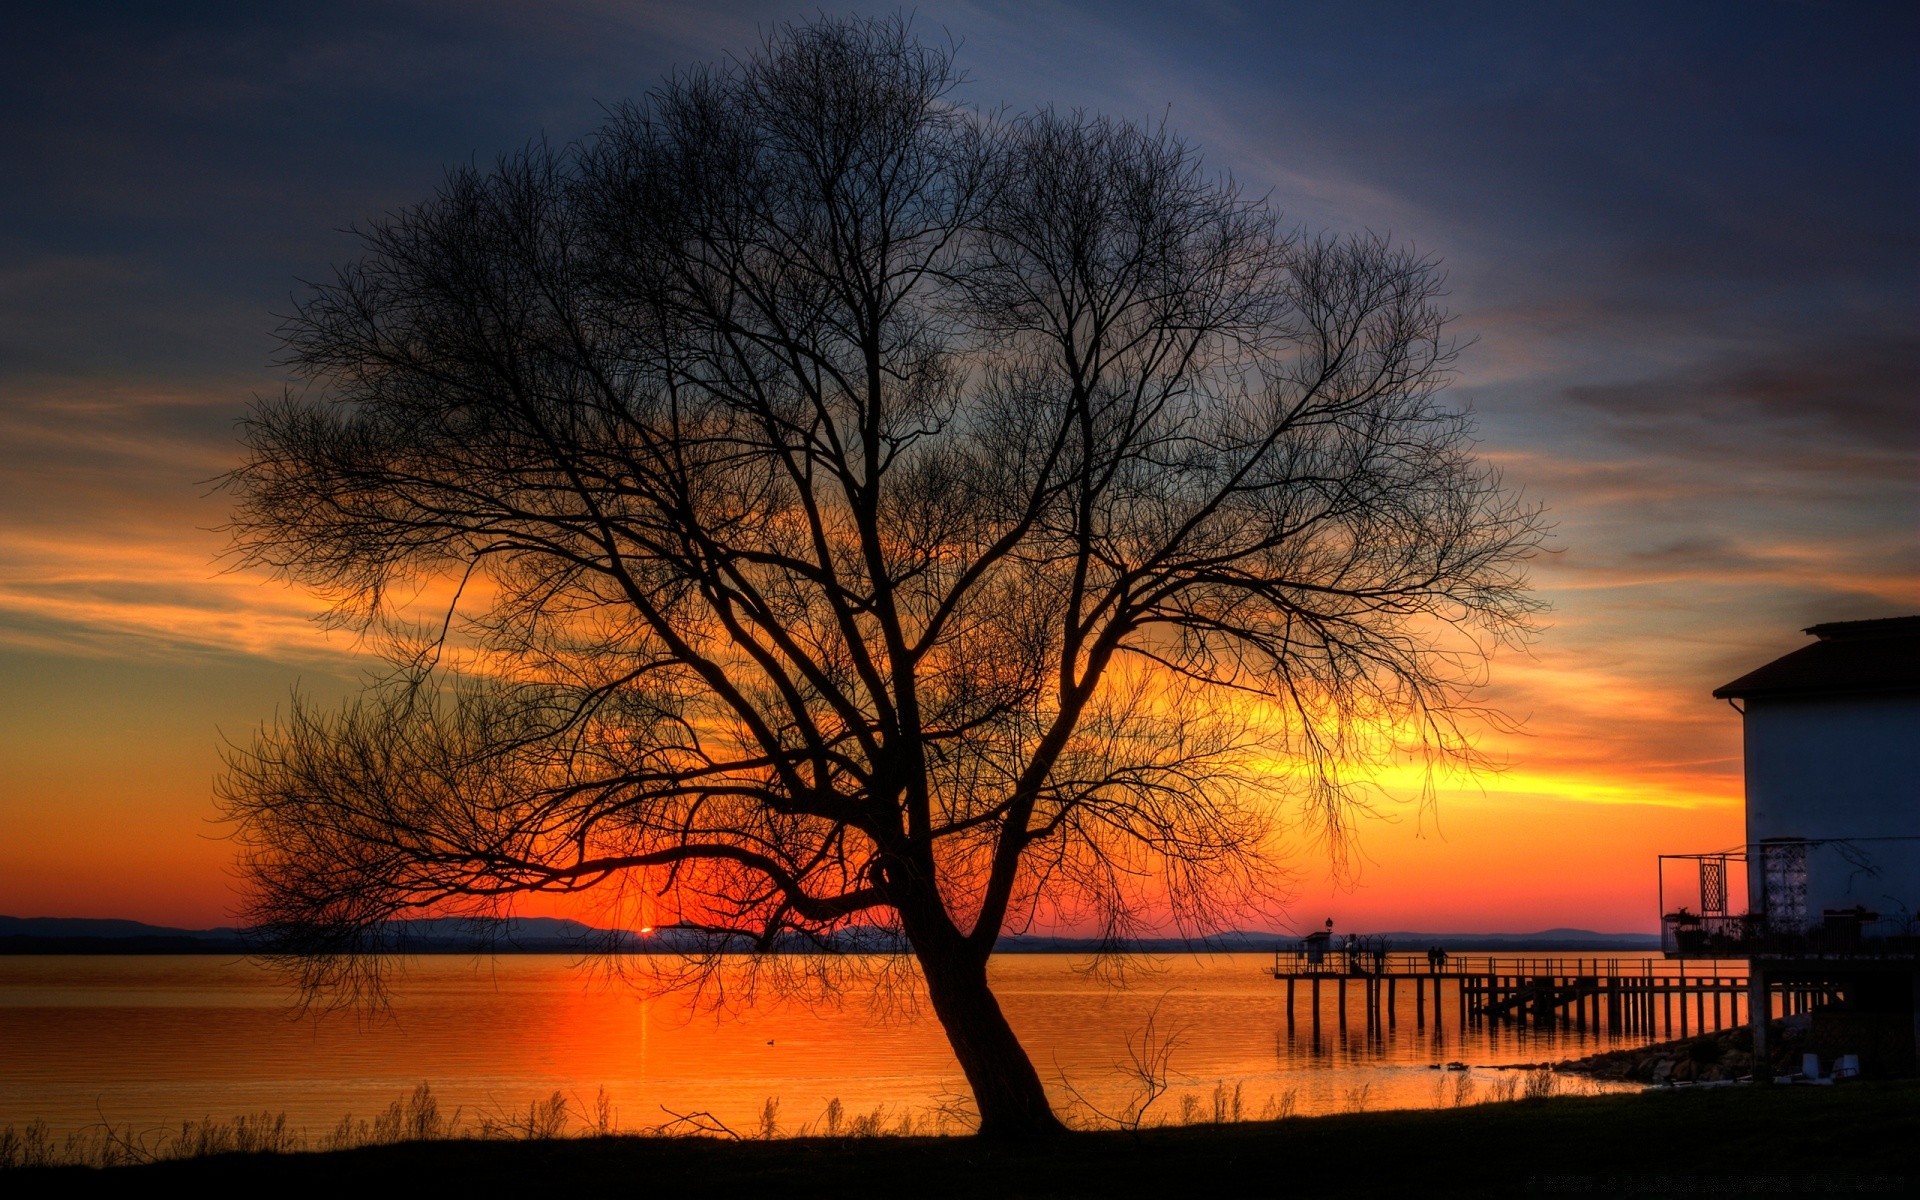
[[0, 0, 1912, 926]]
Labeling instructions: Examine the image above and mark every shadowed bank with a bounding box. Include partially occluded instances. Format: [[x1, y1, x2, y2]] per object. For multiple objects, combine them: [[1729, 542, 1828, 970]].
[[11, 1084, 1916, 1197]]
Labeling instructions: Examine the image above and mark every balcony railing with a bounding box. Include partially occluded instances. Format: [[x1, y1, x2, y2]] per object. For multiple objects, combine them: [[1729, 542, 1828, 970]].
[[1661, 910, 1920, 959], [1657, 838, 1920, 960]]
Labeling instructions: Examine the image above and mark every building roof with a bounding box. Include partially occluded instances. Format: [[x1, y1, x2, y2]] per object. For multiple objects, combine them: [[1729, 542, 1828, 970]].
[[1713, 615, 1920, 701]]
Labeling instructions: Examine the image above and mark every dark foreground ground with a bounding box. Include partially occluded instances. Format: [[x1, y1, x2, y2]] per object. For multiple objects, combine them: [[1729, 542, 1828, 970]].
[[15, 1082, 1918, 1198]]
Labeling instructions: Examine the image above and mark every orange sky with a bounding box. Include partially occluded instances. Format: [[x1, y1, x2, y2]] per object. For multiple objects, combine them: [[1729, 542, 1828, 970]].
[[1, 426, 1885, 934], [2, 2, 1914, 936]]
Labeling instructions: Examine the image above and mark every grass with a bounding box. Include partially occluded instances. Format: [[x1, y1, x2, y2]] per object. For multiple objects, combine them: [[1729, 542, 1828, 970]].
[[6, 1081, 1916, 1197], [0, 1082, 975, 1171], [0, 1082, 586, 1170], [0, 1068, 1580, 1171]]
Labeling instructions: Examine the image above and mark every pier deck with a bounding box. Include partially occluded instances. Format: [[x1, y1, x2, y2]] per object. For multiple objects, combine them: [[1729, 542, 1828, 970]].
[[1270, 951, 1831, 1037]]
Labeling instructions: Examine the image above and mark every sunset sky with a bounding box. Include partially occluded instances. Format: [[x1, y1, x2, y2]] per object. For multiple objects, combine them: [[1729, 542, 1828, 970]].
[[1, 1, 1913, 935]]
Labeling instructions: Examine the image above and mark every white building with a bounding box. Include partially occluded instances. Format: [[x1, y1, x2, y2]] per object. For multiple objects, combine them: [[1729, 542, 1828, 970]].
[[1715, 615, 1920, 939], [1667, 615, 1920, 1073]]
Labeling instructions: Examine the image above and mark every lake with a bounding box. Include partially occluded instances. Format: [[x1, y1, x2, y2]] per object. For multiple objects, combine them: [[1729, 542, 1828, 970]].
[[0, 952, 1691, 1139]]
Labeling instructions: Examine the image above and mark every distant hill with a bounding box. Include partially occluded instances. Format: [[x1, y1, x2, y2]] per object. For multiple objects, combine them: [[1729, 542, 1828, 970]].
[[0, 916, 250, 955], [0, 914, 628, 954], [996, 928, 1660, 953], [1370, 928, 1661, 951], [1, 915, 1659, 954], [0, 916, 243, 939]]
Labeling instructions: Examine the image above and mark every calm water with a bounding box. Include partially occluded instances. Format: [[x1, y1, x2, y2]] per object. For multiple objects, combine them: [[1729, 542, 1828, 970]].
[[0, 953, 1684, 1137]]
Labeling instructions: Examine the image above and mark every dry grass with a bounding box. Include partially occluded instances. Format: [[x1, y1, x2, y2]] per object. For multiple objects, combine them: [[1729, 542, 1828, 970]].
[[19, 1083, 1917, 1194], [3, 1084, 522, 1169], [0, 1083, 986, 1170], [0, 1067, 1611, 1170]]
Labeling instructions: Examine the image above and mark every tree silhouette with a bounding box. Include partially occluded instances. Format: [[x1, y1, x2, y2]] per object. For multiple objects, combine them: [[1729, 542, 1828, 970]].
[[221, 16, 1542, 1137]]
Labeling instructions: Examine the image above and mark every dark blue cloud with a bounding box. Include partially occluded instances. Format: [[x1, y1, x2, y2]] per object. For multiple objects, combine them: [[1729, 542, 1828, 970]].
[[1, 0, 1913, 644], [5, 2, 1912, 376]]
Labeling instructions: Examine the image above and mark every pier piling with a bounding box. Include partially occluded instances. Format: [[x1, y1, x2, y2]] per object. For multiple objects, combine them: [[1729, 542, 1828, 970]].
[[1269, 952, 1752, 1039]]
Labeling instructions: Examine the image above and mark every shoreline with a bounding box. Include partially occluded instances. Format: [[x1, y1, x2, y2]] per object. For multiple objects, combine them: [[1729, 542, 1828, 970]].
[[9, 1083, 1914, 1195]]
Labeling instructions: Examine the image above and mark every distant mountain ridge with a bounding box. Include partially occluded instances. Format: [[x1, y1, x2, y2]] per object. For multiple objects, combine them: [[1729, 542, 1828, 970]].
[[0, 915, 618, 953], [0, 915, 1659, 954], [0, 916, 246, 939], [998, 927, 1660, 952]]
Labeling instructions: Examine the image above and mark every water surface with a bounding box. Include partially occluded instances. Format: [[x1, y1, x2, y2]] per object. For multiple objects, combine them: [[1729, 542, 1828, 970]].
[[1, 953, 1695, 1136]]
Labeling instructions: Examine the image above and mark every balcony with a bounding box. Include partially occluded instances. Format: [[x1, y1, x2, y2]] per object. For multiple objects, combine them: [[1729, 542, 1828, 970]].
[[1661, 907, 1919, 960], [1658, 842, 1920, 961]]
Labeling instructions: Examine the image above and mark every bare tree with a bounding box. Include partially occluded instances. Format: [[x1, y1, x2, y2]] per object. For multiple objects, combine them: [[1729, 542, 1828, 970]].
[[220, 16, 1542, 1137]]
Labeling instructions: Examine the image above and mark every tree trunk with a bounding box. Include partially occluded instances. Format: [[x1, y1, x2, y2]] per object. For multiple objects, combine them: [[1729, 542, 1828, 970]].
[[914, 939, 1066, 1138]]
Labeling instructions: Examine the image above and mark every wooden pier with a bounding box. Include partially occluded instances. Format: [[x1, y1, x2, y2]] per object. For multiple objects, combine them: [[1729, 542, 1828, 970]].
[[1270, 951, 1835, 1037]]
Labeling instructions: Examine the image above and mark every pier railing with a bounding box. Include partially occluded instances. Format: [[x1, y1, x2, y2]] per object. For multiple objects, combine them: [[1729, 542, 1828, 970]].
[[1268, 949, 1788, 1038], [1268, 949, 1733, 980]]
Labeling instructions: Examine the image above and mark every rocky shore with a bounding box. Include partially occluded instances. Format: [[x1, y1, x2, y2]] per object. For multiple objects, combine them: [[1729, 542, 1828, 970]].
[[1557, 1018, 1810, 1084]]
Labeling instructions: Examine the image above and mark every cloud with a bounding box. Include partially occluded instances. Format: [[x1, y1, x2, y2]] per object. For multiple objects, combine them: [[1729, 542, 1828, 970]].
[[0, 375, 347, 664], [1566, 330, 1920, 468], [0, 1, 1913, 929], [0, 519, 345, 666]]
